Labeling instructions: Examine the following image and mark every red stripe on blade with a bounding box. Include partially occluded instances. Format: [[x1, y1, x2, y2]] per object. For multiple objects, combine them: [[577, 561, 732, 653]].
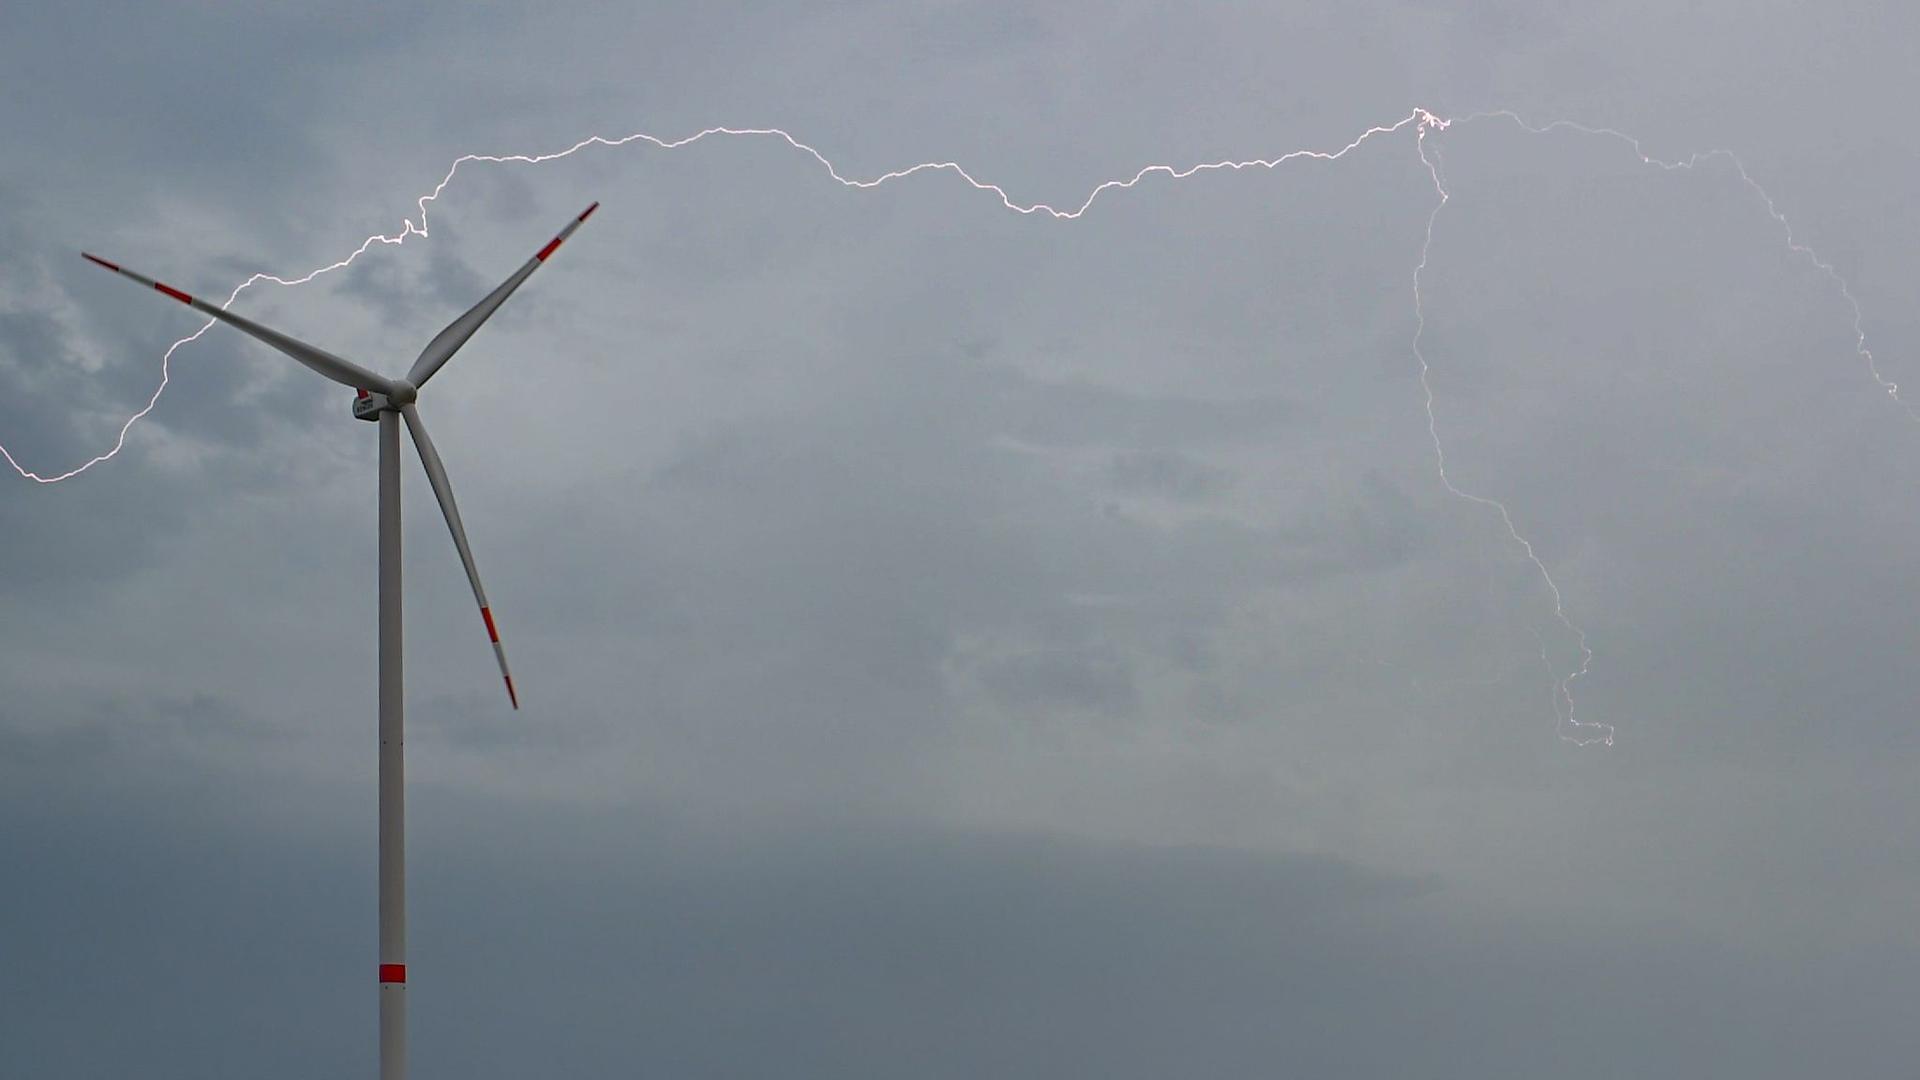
[[535, 237, 563, 262], [504, 675, 518, 710], [480, 606, 500, 642], [155, 283, 193, 304], [379, 964, 406, 984], [578, 202, 599, 222], [82, 253, 121, 272]]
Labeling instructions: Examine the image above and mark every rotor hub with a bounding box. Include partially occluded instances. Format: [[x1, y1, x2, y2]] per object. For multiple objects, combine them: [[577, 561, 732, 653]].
[[387, 379, 418, 406]]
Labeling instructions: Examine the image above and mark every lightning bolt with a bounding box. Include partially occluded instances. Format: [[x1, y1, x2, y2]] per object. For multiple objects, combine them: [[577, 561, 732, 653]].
[[3, 106, 1897, 746], [1412, 111, 1608, 747]]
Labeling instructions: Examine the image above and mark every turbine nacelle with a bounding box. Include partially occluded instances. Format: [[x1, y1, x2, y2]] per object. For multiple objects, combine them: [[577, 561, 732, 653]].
[[353, 389, 390, 421], [353, 378, 417, 421]]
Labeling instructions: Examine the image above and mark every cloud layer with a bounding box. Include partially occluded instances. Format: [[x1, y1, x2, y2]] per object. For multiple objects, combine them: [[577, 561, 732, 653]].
[[5, 2, 1920, 1074]]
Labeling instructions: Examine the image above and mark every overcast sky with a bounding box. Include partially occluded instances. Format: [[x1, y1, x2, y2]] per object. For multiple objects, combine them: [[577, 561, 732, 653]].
[[5, 3, 1920, 1076]]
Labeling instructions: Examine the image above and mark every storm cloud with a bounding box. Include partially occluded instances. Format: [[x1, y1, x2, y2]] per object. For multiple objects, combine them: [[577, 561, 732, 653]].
[[5, 2, 1920, 1075]]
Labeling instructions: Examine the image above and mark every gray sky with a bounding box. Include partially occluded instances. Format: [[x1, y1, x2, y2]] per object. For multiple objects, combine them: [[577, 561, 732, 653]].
[[4, 3, 1919, 1076]]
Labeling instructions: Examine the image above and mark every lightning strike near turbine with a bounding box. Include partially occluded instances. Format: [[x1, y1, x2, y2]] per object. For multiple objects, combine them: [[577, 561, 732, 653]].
[[7, 105, 1900, 746]]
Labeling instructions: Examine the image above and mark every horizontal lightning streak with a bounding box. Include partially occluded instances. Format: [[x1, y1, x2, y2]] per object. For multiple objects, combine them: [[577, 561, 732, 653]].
[[0, 110, 1426, 485], [6, 105, 1900, 745]]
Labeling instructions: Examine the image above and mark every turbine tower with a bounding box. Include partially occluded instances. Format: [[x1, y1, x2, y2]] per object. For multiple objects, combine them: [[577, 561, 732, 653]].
[[84, 202, 598, 1080]]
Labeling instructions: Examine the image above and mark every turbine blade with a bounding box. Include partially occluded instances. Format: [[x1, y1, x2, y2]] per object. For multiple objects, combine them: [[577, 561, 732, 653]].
[[400, 404, 518, 709], [80, 253, 394, 395], [407, 202, 599, 388]]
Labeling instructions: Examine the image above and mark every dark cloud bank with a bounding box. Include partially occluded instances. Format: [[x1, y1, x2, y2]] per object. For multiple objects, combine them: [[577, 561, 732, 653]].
[[4, 782, 1914, 1079]]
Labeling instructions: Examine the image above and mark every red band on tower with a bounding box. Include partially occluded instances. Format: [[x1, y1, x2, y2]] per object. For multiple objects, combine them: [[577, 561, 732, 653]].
[[379, 964, 406, 984]]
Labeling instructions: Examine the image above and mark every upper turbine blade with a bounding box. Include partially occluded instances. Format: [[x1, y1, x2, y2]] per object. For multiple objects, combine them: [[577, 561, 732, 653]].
[[80, 253, 395, 395], [406, 202, 599, 388], [399, 404, 518, 709]]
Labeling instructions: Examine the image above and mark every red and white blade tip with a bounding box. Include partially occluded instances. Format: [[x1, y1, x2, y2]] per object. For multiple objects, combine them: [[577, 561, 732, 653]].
[[479, 606, 517, 709], [82, 253, 195, 305], [536, 203, 600, 261]]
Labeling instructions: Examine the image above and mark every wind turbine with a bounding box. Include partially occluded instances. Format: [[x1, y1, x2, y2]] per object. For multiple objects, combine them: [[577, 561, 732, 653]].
[[83, 202, 598, 1080]]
